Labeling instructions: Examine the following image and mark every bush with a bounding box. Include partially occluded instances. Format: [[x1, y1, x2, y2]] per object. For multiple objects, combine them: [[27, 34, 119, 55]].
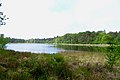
[[106, 44, 120, 70], [0, 36, 10, 49], [30, 54, 73, 80]]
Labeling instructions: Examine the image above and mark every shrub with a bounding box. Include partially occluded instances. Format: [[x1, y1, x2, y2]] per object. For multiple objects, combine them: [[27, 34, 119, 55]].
[[0, 36, 10, 49], [106, 44, 120, 70], [30, 54, 73, 80]]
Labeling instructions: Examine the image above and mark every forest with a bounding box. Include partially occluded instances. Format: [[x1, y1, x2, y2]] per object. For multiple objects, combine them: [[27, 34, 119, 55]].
[[8, 30, 120, 44]]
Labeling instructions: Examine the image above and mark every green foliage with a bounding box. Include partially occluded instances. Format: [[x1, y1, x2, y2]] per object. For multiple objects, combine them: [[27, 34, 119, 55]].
[[8, 30, 120, 44], [10, 38, 25, 43], [78, 31, 97, 44], [0, 35, 10, 49], [106, 44, 120, 70], [10, 38, 55, 43], [94, 32, 106, 44], [101, 34, 113, 44], [55, 30, 120, 44], [30, 54, 73, 80], [0, 50, 120, 80], [0, 2, 9, 49], [114, 33, 120, 44]]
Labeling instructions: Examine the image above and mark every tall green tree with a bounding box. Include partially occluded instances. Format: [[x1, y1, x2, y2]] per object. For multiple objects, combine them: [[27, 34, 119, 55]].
[[0, 1, 9, 49], [101, 34, 113, 44], [94, 31, 106, 44], [55, 31, 120, 44], [114, 32, 120, 44]]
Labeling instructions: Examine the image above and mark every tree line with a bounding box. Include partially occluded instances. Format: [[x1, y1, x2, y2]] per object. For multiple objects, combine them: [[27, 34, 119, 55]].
[[10, 38, 55, 43], [1, 30, 120, 50], [8, 30, 120, 44], [55, 30, 120, 44]]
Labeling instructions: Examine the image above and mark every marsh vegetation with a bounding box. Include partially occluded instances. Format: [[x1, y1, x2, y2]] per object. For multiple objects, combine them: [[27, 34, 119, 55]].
[[0, 49, 120, 80]]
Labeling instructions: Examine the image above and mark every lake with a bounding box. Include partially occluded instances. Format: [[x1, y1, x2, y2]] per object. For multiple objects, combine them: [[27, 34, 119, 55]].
[[6, 43, 118, 54], [6, 43, 65, 54]]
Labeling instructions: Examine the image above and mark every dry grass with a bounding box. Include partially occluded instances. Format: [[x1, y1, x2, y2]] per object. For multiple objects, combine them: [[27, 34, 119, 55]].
[[59, 51, 120, 80], [60, 51, 106, 64], [0, 50, 120, 80]]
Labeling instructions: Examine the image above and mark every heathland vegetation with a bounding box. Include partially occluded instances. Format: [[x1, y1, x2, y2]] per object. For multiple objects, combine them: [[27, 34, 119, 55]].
[[0, 49, 120, 80]]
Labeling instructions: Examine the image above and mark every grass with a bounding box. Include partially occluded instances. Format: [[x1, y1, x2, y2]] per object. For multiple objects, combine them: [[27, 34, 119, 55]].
[[57, 43, 110, 47], [0, 50, 120, 80]]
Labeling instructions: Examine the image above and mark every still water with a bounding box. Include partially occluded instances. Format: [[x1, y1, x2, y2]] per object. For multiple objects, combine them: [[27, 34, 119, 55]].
[[6, 43, 65, 54], [6, 43, 116, 54]]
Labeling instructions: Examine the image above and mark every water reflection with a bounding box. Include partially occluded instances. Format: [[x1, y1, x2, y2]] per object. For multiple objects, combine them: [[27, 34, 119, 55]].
[[6, 43, 120, 54], [56, 45, 120, 53]]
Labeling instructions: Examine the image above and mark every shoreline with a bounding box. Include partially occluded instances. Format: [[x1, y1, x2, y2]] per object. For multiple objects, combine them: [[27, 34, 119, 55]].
[[56, 43, 110, 47]]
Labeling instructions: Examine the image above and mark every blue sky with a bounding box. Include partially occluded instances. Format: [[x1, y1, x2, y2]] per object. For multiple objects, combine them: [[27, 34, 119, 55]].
[[0, 0, 120, 39]]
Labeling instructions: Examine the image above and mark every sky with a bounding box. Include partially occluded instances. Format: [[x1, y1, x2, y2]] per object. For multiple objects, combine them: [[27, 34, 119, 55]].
[[0, 0, 120, 39]]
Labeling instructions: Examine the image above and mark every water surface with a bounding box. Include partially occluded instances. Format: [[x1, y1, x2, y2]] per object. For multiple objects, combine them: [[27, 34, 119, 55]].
[[6, 43, 117, 54], [6, 43, 65, 54]]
